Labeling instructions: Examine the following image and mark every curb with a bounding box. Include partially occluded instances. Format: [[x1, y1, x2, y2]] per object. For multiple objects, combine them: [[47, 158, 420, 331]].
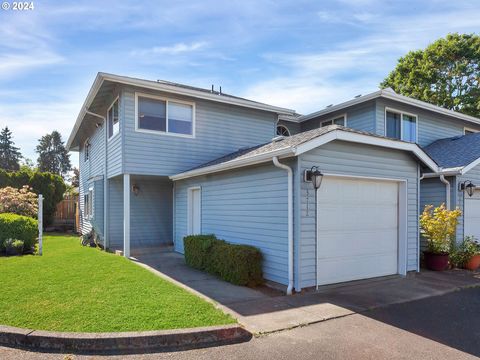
[[0, 324, 252, 354]]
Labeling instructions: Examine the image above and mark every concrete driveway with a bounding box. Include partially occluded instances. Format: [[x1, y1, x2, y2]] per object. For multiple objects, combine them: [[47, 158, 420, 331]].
[[3, 287, 480, 359], [133, 249, 480, 334]]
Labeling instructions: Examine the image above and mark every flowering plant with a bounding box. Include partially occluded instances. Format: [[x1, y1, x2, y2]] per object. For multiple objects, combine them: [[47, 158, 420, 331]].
[[420, 204, 461, 254], [0, 186, 38, 218]]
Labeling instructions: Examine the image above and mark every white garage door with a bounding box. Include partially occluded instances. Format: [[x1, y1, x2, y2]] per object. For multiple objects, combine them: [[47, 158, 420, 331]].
[[317, 177, 399, 286], [465, 191, 480, 240]]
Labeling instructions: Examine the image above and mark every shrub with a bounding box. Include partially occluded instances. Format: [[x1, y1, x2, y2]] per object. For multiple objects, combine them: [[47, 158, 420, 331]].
[[4, 239, 24, 255], [0, 213, 38, 253], [184, 234, 263, 286], [420, 204, 462, 254], [450, 236, 480, 268], [0, 186, 38, 218]]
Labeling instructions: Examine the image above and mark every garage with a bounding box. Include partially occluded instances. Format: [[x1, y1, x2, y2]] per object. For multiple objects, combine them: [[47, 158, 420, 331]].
[[464, 191, 480, 240], [316, 176, 403, 286]]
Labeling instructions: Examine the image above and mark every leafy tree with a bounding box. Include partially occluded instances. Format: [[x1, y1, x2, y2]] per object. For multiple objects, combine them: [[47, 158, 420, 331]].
[[0, 127, 22, 171], [36, 131, 71, 178], [381, 33, 480, 117], [70, 167, 80, 188]]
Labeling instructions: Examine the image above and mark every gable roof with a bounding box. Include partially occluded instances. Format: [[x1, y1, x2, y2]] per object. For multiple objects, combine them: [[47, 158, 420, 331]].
[[170, 125, 438, 181], [297, 88, 480, 127], [66, 72, 297, 150], [423, 133, 480, 174]]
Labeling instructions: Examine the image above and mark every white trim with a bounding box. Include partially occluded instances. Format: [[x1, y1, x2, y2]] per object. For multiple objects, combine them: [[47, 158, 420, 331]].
[[461, 157, 480, 175], [315, 174, 408, 288], [319, 113, 347, 128], [384, 107, 418, 143], [123, 174, 131, 258], [276, 124, 291, 137], [187, 186, 201, 235], [107, 96, 120, 141], [464, 127, 479, 135], [170, 129, 439, 180], [134, 92, 196, 139]]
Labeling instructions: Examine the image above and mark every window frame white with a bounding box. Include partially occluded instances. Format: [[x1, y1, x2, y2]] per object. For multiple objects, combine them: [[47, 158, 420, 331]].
[[320, 113, 347, 128], [107, 96, 120, 140], [384, 107, 418, 143], [187, 186, 202, 235], [276, 124, 291, 137], [84, 139, 90, 162], [464, 127, 479, 135], [134, 92, 196, 138], [84, 186, 94, 220]]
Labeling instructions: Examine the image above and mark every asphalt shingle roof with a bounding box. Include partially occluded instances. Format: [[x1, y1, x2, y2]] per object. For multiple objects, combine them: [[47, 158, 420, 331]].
[[423, 133, 480, 169], [190, 125, 413, 171]]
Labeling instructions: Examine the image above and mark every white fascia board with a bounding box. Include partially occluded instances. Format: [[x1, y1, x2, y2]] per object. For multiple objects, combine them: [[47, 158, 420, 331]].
[[294, 130, 439, 172], [460, 157, 480, 175], [169, 147, 295, 181]]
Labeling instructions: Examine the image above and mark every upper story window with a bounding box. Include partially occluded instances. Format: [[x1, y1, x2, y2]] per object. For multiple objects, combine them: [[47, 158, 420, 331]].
[[84, 139, 90, 162], [108, 97, 119, 139], [385, 108, 417, 142], [320, 115, 346, 127], [276, 125, 290, 136], [136, 93, 195, 137]]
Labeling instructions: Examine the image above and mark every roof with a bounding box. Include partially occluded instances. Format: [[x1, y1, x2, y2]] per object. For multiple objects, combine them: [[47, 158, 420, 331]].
[[423, 133, 480, 174], [67, 72, 297, 150], [297, 88, 480, 126], [170, 125, 438, 180]]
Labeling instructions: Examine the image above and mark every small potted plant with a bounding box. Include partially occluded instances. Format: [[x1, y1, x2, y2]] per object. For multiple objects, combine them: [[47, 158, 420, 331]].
[[462, 237, 480, 270], [420, 204, 462, 271]]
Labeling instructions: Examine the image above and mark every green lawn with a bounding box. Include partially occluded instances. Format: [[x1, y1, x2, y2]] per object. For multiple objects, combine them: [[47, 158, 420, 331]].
[[0, 234, 234, 332]]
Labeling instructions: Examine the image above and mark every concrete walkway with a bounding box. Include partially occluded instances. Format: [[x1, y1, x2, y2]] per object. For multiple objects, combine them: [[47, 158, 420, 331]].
[[134, 250, 480, 334]]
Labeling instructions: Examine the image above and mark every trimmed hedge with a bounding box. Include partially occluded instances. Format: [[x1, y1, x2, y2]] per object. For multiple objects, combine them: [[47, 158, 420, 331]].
[[184, 234, 263, 286], [0, 213, 38, 253]]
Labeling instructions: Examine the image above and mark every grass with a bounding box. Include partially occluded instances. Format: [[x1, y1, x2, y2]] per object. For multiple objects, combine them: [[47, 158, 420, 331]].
[[0, 234, 235, 332]]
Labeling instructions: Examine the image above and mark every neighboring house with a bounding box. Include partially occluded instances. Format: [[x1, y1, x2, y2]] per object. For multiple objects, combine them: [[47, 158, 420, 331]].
[[67, 73, 480, 293]]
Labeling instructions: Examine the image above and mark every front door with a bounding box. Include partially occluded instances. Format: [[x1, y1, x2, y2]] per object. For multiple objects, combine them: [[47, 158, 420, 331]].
[[188, 187, 201, 235]]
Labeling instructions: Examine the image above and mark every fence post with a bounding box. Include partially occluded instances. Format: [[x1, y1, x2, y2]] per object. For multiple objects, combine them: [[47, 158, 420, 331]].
[[38, 194, 43, 256]]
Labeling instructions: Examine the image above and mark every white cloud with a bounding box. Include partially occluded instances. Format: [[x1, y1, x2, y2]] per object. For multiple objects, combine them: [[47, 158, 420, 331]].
[[130, 41, 208, 56]]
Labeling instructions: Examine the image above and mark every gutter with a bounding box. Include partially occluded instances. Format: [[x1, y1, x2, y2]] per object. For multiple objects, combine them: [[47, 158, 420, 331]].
[[272, 156, 294, 295]]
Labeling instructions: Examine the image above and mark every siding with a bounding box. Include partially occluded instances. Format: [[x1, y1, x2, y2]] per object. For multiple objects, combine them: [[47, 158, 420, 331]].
[[300, 100, 376, 133], [277, 120, 301, 136], [375, 98, 480, 147], [174, 163, 290, 285], [108, 176, 124, 250], [130, 176, 173, 249], [122, 87, 278, 176], [457, 164, 480, 241], [298, 141, 419, 288]]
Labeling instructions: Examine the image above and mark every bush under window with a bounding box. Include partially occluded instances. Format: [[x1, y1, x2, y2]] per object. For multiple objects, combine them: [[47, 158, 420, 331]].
[[184, 235, 263, 287]]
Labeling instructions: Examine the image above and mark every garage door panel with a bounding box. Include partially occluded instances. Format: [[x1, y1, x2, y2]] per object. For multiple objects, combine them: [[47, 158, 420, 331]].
[[317, 177, 399, 286], [465, 192, 480, 240]]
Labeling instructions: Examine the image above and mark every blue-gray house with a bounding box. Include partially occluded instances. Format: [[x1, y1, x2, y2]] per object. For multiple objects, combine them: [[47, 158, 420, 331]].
[[67, 73, 480, 293]]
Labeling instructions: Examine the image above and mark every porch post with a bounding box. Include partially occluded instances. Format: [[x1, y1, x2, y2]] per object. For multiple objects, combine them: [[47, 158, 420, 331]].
[[123, 173, 131, 258]]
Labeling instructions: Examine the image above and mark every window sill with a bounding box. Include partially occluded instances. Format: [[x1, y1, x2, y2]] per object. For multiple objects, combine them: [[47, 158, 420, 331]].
[[134, 128, 195, 139]]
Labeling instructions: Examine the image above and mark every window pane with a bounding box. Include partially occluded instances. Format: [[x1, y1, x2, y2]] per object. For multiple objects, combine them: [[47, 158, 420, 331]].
[[333, 116, 345, 126], [168, 101, 192, 135], [112, 100, 119, 135], [402, 114, 416, 142], [386, 111, 401, 139], [321, 120, 333, 127], [138, 97, 166, 131]]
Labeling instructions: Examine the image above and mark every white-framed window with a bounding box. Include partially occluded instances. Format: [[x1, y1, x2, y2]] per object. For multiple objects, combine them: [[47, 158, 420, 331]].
[[107, 97, 119, 139], [84, 187, 93, 219], [385, 108, 417, 142], [320, 114, 346, 128], [464, 127, 479, 135], [84, 139, 90, 162], [135, 93, 195, 137], [276, 124, 291, 136]]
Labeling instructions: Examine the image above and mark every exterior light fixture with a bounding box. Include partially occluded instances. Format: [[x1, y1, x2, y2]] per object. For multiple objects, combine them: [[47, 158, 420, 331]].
[[460, 180, 476, 197], [310, 166, 324, 190], [132, 184, 140, 196]]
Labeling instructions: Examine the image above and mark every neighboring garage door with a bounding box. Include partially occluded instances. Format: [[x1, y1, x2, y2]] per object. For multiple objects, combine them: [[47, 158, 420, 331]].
[[464, 191, 480, 240], [316, 176, 399, 286]]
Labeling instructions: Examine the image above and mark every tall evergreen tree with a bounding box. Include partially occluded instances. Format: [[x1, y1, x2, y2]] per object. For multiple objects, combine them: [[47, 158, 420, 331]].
[[36, 131, 72, 178], [0, 127, 22, 171]]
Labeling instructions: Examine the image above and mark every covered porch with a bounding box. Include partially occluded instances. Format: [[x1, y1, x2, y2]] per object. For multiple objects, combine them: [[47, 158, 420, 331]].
[[106, 174, 173, 257]]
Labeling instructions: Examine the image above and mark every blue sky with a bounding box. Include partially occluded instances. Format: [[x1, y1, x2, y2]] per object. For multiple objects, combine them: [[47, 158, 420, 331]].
[[1, 0, 479, 168]]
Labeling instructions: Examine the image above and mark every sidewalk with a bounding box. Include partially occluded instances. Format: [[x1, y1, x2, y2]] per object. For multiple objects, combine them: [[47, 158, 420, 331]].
[[134, 250, 480, 335]]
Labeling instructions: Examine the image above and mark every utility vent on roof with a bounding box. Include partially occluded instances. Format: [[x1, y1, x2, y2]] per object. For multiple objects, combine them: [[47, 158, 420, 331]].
[[354, 94, 362, 98], [272, 135, 285, 142], [326, 104, 333, 108]]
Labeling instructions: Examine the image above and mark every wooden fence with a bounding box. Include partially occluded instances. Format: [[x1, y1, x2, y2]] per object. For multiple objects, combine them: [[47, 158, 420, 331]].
[[53, 194, 79, 232]]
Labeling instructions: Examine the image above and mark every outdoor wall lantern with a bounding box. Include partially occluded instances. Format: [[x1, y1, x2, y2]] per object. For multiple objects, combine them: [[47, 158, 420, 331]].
[[305, 166, 324, 190], [460, 180, 476, 197], [132, 184, 140, 196]]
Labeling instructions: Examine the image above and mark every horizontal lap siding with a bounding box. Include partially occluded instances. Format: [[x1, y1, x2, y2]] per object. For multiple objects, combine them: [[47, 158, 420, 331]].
[[130, 177, 173, 248], [122, 87, 277, 176], [174, 164, 290, 285], [299, 141, 419, 288], [375, 98, 480, 147], [278, 120, 301, 135], [108, 176, 123, 250]]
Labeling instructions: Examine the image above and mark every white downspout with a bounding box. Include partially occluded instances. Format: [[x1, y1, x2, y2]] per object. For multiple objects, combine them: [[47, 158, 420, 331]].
[[439, 175, 451, 209], [272, 156, 294, 295]]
